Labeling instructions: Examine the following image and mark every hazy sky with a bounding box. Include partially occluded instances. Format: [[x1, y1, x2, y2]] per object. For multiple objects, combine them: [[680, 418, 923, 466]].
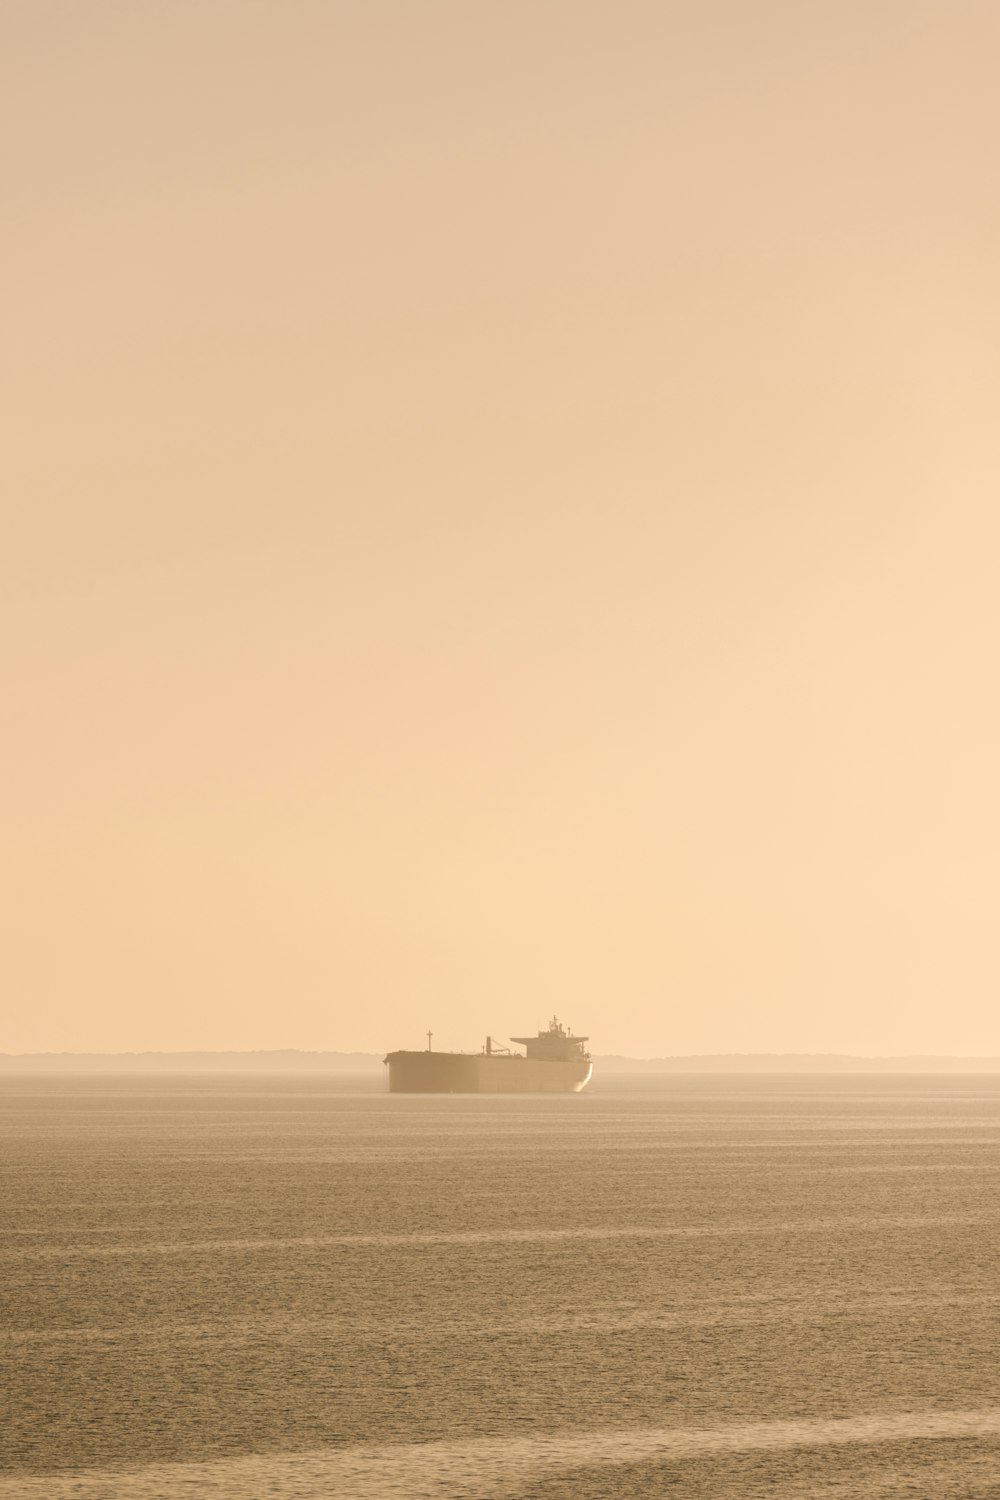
[[5, 1, 1000, 1056]]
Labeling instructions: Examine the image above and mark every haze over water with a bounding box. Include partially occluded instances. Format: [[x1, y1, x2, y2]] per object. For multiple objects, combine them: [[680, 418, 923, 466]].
[[5, 1073, 1000, 1497], [8, 2, 1000, 1065]]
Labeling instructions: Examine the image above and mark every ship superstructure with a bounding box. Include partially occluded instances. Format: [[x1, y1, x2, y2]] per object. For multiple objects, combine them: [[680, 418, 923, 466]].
[[383, 1017, 592, 1094]]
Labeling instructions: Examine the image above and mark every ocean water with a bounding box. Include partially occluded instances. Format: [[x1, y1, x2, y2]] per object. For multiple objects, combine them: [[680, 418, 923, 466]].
[[3, 1073, 1000, 1498]]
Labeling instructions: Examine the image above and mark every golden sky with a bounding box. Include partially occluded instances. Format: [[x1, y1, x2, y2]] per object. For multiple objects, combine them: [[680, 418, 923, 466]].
[[5, 1, 1000, 1056]]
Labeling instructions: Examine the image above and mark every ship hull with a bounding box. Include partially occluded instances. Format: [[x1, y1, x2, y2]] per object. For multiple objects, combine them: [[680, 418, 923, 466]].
[[384, 1051, 592, 1094]]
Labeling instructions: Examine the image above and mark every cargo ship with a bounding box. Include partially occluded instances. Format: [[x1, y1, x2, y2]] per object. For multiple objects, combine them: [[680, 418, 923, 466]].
[[384, 1017, 592, 1093]]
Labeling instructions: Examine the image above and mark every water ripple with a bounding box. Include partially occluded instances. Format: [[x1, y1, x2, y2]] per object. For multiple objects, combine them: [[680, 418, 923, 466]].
[[4, 1410, 1000, 1499]]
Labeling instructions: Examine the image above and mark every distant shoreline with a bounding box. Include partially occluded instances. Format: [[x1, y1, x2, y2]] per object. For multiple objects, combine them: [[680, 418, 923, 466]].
[[4, 1050, 1000, 1075]]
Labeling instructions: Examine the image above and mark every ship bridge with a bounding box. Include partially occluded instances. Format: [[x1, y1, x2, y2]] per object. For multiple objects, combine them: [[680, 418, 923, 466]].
[[510, 1016, 589, 1063]]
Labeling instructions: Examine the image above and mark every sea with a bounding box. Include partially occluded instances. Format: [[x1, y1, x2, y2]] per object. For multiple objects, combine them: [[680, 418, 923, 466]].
[[3, 1073, 1000, 1498]]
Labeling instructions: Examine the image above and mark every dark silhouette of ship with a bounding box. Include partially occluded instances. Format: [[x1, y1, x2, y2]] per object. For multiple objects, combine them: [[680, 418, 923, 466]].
[[384, 1017, 592, 1093]]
